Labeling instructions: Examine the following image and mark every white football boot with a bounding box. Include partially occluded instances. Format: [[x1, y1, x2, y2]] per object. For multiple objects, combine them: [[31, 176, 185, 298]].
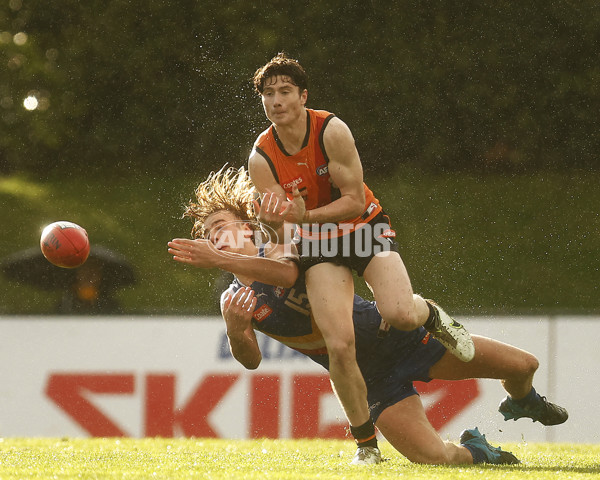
[[426, 300, 475, 362], [350, 446, 382, 465]]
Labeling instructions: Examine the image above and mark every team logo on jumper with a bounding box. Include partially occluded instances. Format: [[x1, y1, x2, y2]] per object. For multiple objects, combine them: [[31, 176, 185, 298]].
[[379, 228, 396, 238], [316, 164, 328, 176], [283, 177, 303, 189], [273, 286, 285, 298], [253, 304, 273, 322]]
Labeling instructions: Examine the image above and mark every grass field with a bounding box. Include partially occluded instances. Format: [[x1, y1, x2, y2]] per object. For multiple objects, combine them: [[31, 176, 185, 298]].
[[0, 438, 598, 479]]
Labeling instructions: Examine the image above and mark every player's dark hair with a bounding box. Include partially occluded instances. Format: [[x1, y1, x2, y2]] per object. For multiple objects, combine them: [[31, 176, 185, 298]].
[[253, 52, 308, 95]]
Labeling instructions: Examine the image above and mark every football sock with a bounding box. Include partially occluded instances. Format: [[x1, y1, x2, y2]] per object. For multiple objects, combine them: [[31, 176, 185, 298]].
[[423, 301, 437, 331], [350, 419, 378, 448], [511, 386, 539, 407]]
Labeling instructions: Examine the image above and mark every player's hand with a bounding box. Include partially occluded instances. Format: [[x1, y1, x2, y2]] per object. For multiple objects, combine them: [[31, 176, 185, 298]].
[[167, 238, 222, 269], [257, 191, 286, 231], [280, 185, 307, 224], [222, 287, 256, 336]]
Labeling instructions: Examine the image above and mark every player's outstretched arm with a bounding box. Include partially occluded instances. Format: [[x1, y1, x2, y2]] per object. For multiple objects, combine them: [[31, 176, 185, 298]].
[[168, 238, 299, 288], [221, 287, 261, 369]]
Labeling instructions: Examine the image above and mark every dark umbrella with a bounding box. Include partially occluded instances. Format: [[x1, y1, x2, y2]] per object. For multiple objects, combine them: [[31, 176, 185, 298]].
[[1, 245, 136, 291]]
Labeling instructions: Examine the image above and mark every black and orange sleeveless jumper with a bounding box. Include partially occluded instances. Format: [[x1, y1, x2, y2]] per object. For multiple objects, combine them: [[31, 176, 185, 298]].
[[252, 108, 382, 239]]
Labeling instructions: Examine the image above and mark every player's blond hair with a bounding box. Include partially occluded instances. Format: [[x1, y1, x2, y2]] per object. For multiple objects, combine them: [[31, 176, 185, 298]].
[[184, 165, 257, 239]]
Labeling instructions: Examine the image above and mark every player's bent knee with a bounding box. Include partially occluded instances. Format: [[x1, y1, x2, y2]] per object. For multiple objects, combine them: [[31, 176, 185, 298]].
[[326, 339, 357, 366], [522, 352, 539, 376], [327, 342, 356, 359], [322, 329, 355, 351]]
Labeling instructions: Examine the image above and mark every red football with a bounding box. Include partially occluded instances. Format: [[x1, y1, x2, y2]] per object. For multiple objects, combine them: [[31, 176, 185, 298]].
[[40, 221, 90, 268]]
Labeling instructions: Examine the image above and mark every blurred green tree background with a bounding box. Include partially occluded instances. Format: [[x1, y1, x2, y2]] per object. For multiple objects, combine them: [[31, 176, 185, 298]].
[[1, 1, 598, 315]]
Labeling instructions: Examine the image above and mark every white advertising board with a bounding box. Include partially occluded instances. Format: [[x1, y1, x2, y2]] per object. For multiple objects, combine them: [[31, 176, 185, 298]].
[[0, 316, 597, 444]]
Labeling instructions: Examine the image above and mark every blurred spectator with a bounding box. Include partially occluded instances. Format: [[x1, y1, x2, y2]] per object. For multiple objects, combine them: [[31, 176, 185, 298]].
[[55, 257, 122, 314], [1, 245, 136, 315]]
